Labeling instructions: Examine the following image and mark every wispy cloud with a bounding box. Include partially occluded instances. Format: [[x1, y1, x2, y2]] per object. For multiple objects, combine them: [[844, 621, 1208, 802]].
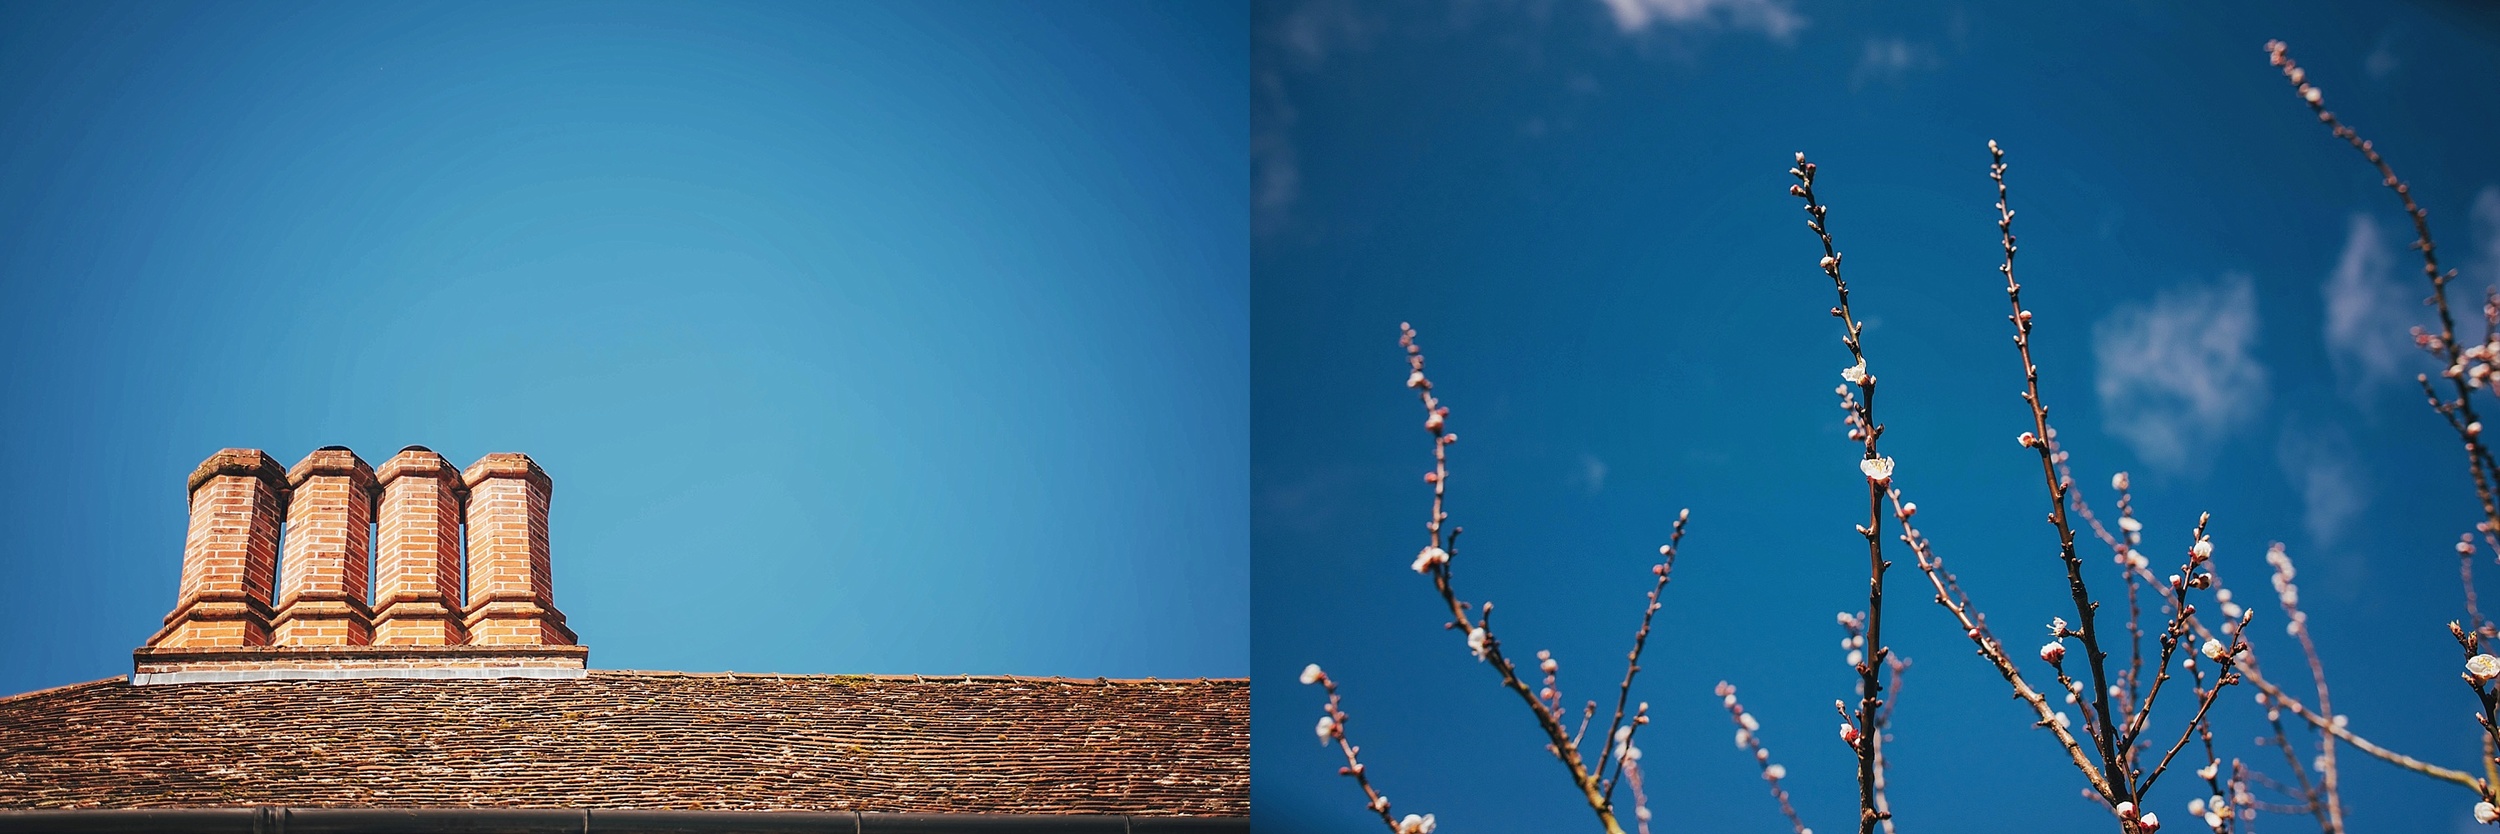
[[2472, 185, 2500, 286], [2277, 418, 2367, 546], [2322, 214, 2420, 405], [2092, 275, 2269, 473], [1574, 453, 1609, 495], [1595, 0, 1805, 40], [1850, 37, 1939, 88], [1252, 71, 1300, 237], [2366, 35, 2399, 80]]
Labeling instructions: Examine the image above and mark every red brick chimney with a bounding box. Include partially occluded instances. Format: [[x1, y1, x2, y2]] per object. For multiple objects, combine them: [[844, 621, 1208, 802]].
[[370, 446, 468, 645], [152, 449, 288, 648], [462, 453, 575, 646], [135, 447, 586, 684], [270, 447, 377, 646]]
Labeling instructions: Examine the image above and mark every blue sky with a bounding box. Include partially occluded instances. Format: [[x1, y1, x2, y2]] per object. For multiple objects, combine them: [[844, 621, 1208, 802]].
[[0, 1, 1246, 691], [1254, 2, 2500, 832]]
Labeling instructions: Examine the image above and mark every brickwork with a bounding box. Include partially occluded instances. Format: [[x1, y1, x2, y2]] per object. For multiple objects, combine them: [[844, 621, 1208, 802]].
[[462, 453, 573, 646], [271, 448, 376, 646], [130, 644, 587, 684], [153, 450, 287, 649], [372, 447, 468, 645], [142, 446, 579, 677]]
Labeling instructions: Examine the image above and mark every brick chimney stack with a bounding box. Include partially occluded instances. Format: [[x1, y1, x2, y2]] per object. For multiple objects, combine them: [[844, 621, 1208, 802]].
[[463, 453, 575, 646], [135, 446, 586, 684], [155, 449, 288, 648], [371, 446, 468, 645], [268, 447, 377, 646]]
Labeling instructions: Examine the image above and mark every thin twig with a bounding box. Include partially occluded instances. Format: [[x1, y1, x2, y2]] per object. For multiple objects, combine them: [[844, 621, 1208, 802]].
[[1787, 151, 1896, 834], [1399, 325, 1628, 834], [1991, 141, 2132, 818]]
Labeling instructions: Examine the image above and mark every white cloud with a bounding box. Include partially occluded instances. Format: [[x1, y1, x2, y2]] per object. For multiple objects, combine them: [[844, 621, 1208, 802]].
[[2092, 274, 2269, 473], [1575, 453, 1609, 495], [1252, 71, 1300, 237], [2276, 420, 2367, 546], [2366, 39, 2398, 80], [1851, 37, 1939, 88], [2472, 185, 2500, 286], [1596, 0, 1805, 39], [2322, 214, 2421, 404]]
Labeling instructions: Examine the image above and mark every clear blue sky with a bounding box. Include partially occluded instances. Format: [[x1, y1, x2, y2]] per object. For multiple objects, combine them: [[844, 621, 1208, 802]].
[[1255, 1, 2500, 832], [0, 1, 1247, 691]]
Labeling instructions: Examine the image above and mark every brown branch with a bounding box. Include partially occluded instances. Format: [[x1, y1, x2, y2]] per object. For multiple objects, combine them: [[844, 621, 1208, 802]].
[[2266, 40, 2500, 554], [1720, 681, 1813, 834], [1888, 487, 2116, 799], [1598, 513, 1689, 782], [1990, 141, 2131, 816], [1304, 667, 1405, 833], [1398, 324, 1627, 834], [1787, 152, 1896, 834]]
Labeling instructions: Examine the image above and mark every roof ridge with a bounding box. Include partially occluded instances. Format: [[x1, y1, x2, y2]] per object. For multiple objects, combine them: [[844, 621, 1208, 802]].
[[0, 676, 123, 706]]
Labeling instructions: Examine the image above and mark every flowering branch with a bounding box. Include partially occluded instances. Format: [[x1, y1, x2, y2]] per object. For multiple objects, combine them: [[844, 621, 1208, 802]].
[[1719, 681, 1813, 834], [1990, 142, 2134, 820], [1786, 150, 1897, 834], [1391, 323, 1643, 834], [1598, 511, 1690, 791], [1301, 664, 1422, 833], [2266, 39, 2500, 551]]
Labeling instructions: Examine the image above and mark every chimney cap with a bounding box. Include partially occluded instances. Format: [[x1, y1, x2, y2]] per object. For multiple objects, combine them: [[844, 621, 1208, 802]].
[[186, 449, 288, 497], [287, 448, 376, 489], [376, 446, 462, 488], [462, 453, 551, 492]]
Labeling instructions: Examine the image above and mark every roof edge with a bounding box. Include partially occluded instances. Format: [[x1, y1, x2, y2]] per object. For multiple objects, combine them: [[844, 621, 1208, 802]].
[[0, 808, 1247, 833], [0, 677, 121, 708]]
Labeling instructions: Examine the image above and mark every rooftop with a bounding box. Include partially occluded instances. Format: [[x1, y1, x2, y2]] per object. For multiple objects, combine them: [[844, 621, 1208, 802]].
[[0, 670, 1247, 816]]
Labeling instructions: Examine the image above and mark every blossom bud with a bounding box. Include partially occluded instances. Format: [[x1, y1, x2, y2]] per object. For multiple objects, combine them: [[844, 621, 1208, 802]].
[[2040, 641, 2066, 663], [2018, 431, 2037, 448], [1301, 664, 1324, 685], [1316, 714, 1337, 743], [2111, 471, 2130, 491], [1839, 723, 1860, 745]]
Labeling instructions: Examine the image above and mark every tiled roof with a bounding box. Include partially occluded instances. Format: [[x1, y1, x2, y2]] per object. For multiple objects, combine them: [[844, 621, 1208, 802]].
[[0, 671, 1246, 816]]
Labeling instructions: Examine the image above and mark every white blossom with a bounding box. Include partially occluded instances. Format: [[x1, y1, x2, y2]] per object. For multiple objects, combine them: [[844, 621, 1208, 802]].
[[2040, 640, 2067, 664], [2477, 801, 2498, 824], [1397, 813, 1437, 834], [1740, 712, 1760, 732], [2112, 471, 2130, 491], [1316, 714, 1337, 744], [1300, 664, 1324, 685], [1859, 456, 1896, 484], [1841, 361, 1868, 385], [1467, 626, 1489, 660], [2192, 539, 2213, 560], [1412, 546, 1448, 573], [1765, 763, 1788, 780], [2118, 516, 2143, 533], [2468, 654, 2500, 685], [2200, 640, 2226, 661]]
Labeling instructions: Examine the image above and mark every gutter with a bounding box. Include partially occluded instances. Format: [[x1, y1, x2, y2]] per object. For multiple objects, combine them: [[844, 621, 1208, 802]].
[[0, 809, 1245, 834]]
